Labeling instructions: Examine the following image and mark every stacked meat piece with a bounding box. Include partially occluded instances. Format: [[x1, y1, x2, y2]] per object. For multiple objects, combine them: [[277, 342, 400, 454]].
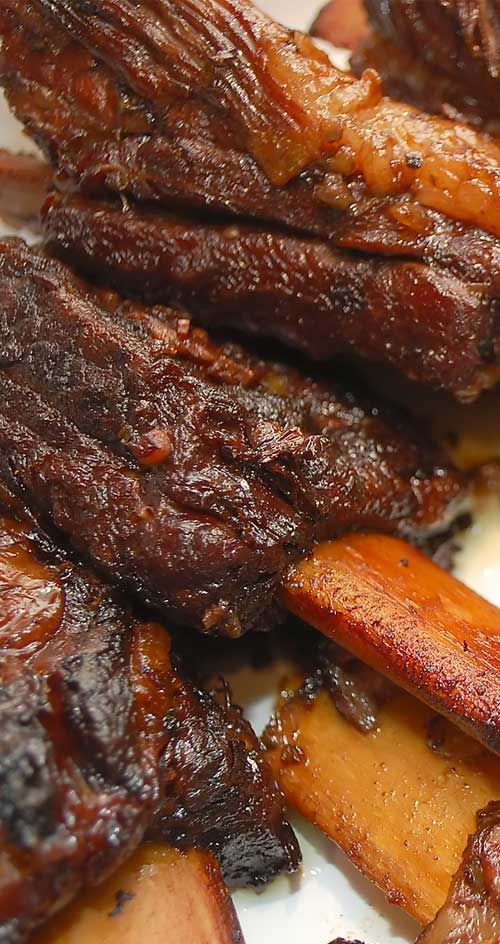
[[0, 496, 299, 940], [0, 239, 464, 637], [1, 0, 499, 397], [353, 1, 500, 134], [0, 230, 465, 939]]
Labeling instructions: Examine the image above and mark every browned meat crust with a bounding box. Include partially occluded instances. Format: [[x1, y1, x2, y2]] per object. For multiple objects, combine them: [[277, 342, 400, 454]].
[[0, 505, 298, 941], [2, 0, 499, 229], [43, 192, 500, 398], [1, 0, 499, 398], [0, 238, 464, 635], [418, 801, 500, 943], [366, 0, 500, 80], [356, 0, 500, 134]]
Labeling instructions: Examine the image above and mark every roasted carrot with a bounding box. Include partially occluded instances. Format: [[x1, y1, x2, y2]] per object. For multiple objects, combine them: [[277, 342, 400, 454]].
[[283, 534, 500, 753], [34, 845, 244, 944]]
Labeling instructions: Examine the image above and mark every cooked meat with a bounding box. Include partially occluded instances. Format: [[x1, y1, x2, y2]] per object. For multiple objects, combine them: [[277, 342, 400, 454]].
[[0, 238, 464, 635], [418, 801, 500, 944], [353, 34, 500, 137], [2, 0, 499, 398], [2, 0, 498, 231], [354, 0, 500, 135], [365, 0, 500, 80], [148, 658, 300, 888], [0, 502, 299, 941], [43, 192, 500, 397], [313, 638, 395, 734], [270, 634, 393, 735], [312, 1, 500, 134]]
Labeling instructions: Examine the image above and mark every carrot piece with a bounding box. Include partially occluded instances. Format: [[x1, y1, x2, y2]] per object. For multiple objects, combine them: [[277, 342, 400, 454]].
[[34, 845, 244, 944], [283, 534, 500, 753]]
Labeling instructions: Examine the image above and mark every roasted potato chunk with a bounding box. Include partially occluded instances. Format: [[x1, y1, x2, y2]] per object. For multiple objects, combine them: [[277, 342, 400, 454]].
[[265, 679, 500, 924]]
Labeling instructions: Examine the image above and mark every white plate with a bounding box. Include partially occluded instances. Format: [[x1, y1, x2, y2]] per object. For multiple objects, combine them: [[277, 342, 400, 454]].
[[1, 4, 500, 941]]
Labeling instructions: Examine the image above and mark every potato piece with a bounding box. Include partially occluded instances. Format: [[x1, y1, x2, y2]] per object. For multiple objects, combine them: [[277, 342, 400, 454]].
[[34, 845, 243, 944], [283, 534, 500, 753], [265, 682, 500, 925]]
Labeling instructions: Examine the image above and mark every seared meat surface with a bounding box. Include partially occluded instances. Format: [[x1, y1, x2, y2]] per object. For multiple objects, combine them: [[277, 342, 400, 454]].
[[0, 239, 464, 635], [365, 0, 500, 81], [418, 801, 500, 943], [43, 193, 500, 397], [1, 0, 499, 397], [1, 0, 498, 230], [355, 0, 500, 134], [0, 502, 298, 941], [0, 3, 496, 941]]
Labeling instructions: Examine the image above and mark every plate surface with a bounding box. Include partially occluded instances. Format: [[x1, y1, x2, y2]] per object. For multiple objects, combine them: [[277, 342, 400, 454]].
[[1, 3, 500, 941]]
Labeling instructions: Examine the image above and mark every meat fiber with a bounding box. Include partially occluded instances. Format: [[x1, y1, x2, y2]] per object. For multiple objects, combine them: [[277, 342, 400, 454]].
[[1, 0, 498, 232], [0, 238, 464, 636], [42, 192, 500, 398], [355, 0, 500, 135]]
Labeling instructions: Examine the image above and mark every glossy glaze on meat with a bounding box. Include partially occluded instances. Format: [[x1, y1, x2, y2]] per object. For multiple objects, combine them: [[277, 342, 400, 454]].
[[0, 504, 299, 941], [356, 0, 500, 134], [1, 0, 499, 398], [1, 0, 499, 229], [0, 238, 465, 635], [366, 0, 500, 80], [418, 801, 500, 943], [43, 193, 500, 397], [353, 35, 500, 136]]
